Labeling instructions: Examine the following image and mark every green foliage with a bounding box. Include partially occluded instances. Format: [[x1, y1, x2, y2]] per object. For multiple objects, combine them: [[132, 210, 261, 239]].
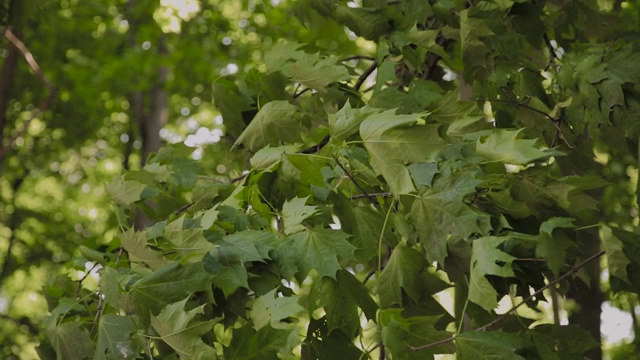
[[3, 0, 640, 359]]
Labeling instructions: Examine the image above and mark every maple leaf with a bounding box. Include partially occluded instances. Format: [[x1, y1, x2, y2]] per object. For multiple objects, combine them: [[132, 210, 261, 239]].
[[468, 236, 516, 311], [150, 298, 218, 359], [307, 270, 377, 335], [404, 172, 487, 265], [377, 243, 429, 308], [281, 196, 318, 235], [360, 109, 446, 194], [251, 288, 304, 330], [95, 315, 136, 360], [105, 175, 147, 206], [476, 129, 560, 165], [274, 227, 355, 280], [456, 331, 527, 360], [164, 216, 214, 260], [234, 101, 302, 152]]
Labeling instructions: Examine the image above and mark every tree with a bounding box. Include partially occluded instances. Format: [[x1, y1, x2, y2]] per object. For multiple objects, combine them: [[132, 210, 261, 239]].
[[4, 0, 640, 359]]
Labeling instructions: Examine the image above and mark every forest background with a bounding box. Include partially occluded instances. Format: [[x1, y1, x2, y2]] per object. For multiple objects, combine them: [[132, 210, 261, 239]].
[[1, 0, 640, 359]]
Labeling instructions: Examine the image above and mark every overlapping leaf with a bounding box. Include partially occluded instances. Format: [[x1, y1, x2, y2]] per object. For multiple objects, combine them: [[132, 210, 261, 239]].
[[360, 109, 446, 194]]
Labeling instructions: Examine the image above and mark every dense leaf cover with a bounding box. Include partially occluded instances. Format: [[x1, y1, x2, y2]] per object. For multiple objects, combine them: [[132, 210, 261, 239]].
[[29, 0, 640, 359]]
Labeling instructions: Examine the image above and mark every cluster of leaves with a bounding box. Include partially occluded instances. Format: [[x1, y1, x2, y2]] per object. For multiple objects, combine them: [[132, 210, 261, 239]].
[[39, 0, 640, 359]]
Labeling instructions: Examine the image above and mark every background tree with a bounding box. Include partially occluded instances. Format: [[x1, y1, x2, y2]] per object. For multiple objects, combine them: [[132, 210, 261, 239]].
[[1, 0, 640, 359]]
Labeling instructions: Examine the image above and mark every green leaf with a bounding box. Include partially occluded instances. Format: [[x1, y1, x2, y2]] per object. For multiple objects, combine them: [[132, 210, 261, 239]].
[[380, 309, 454, 359], [99, 267, 121, 310], [476, 129, 560, 165], [328, 103, 378, 143], [281, 196, 318, 235], [127, 263, 213, 326], [263, 41, 349, 92], [250, 144, 300, 170], [251, 288, 304, 330], [302, 317, 363, 360], [456, 331, 527, 360], [150, 298, 217, 359], [377, 243, 429, 308], [44, 322, 94, 360], [308, 270, 377, 335], [204, 231, 277, 296], [121, 229, 169, 270], [350, 205, 395, 262], [405, 172, 486, 264], [224, 324, 291, 360], [164, 216, 214, 260], [360, 109, 446, 194], [274, 227, 355, 280], [601, 225, 631, 284], [94, 315, 137, 360], [234, 101, 301, 152], [333, 5, 392, 40], [469, 236, 515, 311], [212, 79, 253, 137], [105, 176, 147, 206], [528, 324, 597, 359], [537, 217, 575, 277]]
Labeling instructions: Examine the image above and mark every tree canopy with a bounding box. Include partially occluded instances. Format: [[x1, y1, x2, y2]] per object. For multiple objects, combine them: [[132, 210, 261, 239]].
[[1, 0, 640, 359]]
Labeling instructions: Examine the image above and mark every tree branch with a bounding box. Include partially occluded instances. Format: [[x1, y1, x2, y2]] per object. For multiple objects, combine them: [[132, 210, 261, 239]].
[[409, 250, 606, 352], [335, 158, 377, 206], [355, 61, 377, 91], [0, 28, 58, 163]]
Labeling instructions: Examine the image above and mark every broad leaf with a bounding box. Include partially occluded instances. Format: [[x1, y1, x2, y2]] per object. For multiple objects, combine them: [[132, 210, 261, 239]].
[[456, 331, 527, 360], [469, 236, 516, 311], [360, 109, 446, 194], [105, 176, 146, 206], [251, 288, 304, 330], [307, 270, 377, 335], [281, 196, 318, 235], [380, 309, 454, 359], [234, 101, 301, 152], [377, 242, 429, 308], [224, 324, 291, 360], [150, 298, 217, 359], [476, 129, 560, 165], [95, 315, 137, 360], [121, 229, 168, 270], [274, 227, 355, 280], [405, 172, 487, 264], [44, 322, 94, 360], [126, 263, 213, 326]]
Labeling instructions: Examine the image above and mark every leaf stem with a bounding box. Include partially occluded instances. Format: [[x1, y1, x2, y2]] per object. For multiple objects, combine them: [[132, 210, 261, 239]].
[[378, 199, 395, 276]]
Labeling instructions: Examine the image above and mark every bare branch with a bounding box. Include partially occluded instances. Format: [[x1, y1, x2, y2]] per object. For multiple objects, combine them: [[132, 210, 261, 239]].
[[0, 29, 58, 162]]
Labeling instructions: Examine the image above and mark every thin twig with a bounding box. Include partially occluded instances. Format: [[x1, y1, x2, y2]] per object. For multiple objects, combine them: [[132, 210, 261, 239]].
[[355, 61, 377, 91], [230, 172, 249, 184], [351, 192, 392, 200], [0, 29, 58, 162], [300, 134, 330, 154], [293, 87, 312, 99], [90, 294, 104, 333], [335, 158, 377, 206], [473, 97, 575, 149], [409, 250, 606, 351], [75, 262, 100, 299], [542, 33, 558, 71], [341, 55, 376, 62]]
